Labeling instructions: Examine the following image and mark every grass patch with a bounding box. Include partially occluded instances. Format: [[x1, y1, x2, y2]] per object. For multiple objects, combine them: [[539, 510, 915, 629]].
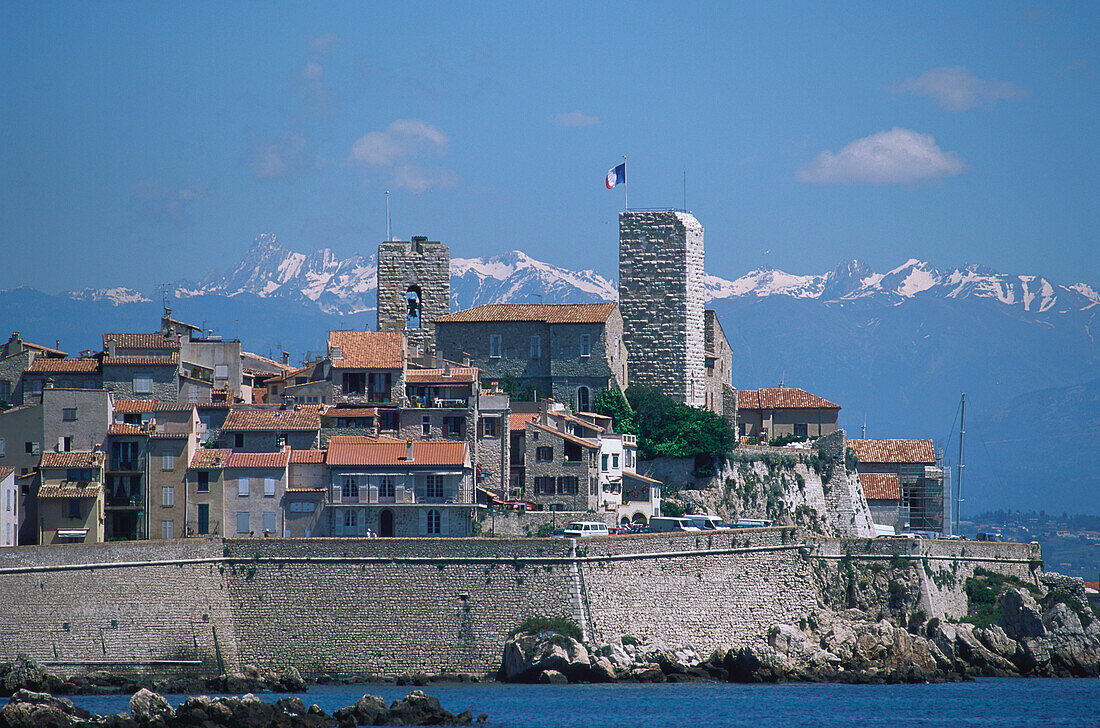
[[961, 567, 1039, 628], [510, 615, 583, 642]]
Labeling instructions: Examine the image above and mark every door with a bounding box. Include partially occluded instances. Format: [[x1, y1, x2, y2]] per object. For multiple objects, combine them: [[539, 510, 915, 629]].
[[379, 509, 394, 537], [197, 504, 209, 535]]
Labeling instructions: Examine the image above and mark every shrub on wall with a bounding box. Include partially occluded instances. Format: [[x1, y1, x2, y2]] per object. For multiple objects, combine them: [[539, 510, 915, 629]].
[[594, 385, 736, 460]]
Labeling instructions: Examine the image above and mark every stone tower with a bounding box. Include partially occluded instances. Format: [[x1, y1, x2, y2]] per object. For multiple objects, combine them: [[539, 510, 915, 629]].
[[618, 211, 706, 407], [377, 236, 450, 358]]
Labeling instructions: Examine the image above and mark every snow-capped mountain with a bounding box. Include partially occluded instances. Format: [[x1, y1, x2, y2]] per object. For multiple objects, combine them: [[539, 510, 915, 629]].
[[63, 234, 1098, 317]]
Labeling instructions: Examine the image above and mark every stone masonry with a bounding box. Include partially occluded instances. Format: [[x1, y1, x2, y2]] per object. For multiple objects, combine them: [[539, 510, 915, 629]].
[[619, 211, 706, 407], [377, 236, 451, 359]]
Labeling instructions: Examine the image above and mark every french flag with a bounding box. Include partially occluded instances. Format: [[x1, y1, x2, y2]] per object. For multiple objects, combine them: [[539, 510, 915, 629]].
[[605, 162, 625, 189]]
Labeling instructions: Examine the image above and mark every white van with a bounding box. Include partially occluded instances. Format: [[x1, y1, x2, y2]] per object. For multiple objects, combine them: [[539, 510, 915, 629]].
[[562, 521, 609, 538], [649, 517, 701, 533], [684, 514, 724, 530]]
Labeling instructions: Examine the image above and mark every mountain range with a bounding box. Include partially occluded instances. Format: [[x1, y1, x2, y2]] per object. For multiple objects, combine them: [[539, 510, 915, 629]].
[[2, 234, 1098, 515]]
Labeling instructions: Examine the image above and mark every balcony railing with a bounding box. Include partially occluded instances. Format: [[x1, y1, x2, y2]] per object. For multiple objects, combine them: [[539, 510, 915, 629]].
[[106, 493, 144, 509], [109, 459, 144, 472]]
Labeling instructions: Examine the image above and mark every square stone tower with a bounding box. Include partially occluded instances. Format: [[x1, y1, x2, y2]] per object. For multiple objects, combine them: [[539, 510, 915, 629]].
[[618, 211, 706, 407], [377, 236, 450, 358]]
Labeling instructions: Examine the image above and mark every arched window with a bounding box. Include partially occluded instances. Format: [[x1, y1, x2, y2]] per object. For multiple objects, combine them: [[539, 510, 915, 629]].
[[426, 508, 441, 535], [576, 386, 591, 412], [406, 287, 422, 329]]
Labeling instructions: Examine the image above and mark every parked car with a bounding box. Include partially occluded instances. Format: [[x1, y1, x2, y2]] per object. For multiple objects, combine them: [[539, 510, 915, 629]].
[[731, 518, 774, 528], [562, 521, 610, 538], [608, 526, 630, 535], [628, 524, 652, 534], [684, 514, 725, 530], [650, 517, 701, 533], [976, 531, 1002, 542]]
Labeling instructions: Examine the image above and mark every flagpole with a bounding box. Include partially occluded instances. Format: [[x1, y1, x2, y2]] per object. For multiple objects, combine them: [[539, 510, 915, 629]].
[[623, 155, 628, 212]]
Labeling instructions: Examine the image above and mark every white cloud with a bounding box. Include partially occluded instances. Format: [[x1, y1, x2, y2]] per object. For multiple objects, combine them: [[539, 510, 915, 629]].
[[248, 131, 313, 181], [553, 111, 600, 127], [349, 119, 449, 166], [306, 33, 339, 54], [797, 127, 967, 185], [393, 164, 457, 194], [891, 66, 1027, 111]]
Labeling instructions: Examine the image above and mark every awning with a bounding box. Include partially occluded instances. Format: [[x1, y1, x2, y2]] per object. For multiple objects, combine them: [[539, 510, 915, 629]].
[[57, 529, 88, 538]]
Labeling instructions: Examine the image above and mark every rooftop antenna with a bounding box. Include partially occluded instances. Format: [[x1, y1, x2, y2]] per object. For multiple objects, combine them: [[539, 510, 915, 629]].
[[385, 190, 391, 241], [861, 415, 866, 439], [683, 166, 687, 212]]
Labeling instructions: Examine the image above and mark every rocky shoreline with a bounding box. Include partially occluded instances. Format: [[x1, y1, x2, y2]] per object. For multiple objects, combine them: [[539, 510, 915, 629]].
[[0, 688, 486, 728]]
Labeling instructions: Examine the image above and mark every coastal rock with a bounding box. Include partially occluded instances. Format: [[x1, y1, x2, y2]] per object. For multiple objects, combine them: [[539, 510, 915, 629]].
[[501, 631, 591, 682], [128, 689, 173, 725], [0, 689, 92, 728], [333, 694, 387, 727], [387, 690, 473, 726], [1001, 588, 1046, 641], [953, 624, 1018, 677], [536, 670, 568, 684], [0, 657, 67, 697]]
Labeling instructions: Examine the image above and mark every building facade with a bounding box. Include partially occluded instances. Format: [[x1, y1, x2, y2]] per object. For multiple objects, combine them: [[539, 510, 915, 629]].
[[848, 438, 944, 535], [377, 236, 451, 360]]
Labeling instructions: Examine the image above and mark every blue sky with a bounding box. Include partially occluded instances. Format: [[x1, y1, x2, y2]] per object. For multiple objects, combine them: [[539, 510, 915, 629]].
[[2, 1, 1096, 293]]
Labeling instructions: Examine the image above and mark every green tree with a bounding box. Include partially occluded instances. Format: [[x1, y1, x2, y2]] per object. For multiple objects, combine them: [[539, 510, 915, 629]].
[[593, 387, 635, 433]]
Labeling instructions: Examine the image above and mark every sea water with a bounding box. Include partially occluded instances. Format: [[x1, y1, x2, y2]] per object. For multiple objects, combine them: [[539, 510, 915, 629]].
[[25, 678, 1100, 728]]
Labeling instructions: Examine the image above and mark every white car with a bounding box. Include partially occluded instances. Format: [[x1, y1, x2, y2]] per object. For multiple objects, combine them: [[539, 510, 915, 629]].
[[562, 521, 610, 538]]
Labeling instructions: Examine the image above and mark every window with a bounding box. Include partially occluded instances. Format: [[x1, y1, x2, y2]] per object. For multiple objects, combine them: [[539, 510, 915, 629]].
[[534, 477, 556, 495], [794, 423, 808, 438], [343, 372, 366, 395], [576, 386, 591, 412], [68, 499, 81, 519], [530, 335, 541, 360], [379, 475, 395, 498], [482, 417, 497, 437], [67, 468, 93, 482], [564, 442, 582, 462], [188, 386, 199, 403], [161, 520, 174, 539], [236, 512, 250, 534], [289, 501, 316, 513], [406, 287, 422, 329], [0, 437, 4, 458], [558, 476, 578, 495], [162, 453, 174, 471], [601, 454, 609, 471], [134, 375, 153, 395], [580, 334, 591, 358], [234, 433, 245, 448], [443, 416, 463, 436], [343, 510, 357, 528], [214, 364, 229, 380], [61, 436, 72, 452], [264, 477, 276, 497], [341, 476, 358, 499], [238, 478, 249, 497], [197, 471, 209, 493], [0, 380, 9, 402], [368, 372, 392, 402], [489, 334, 502, 358], [536, 446, 553, 462], [426, 474, 444, 499], [263, 511, 276, 534], [197, 504, 210, 534], [612, 453, 619, 469], [162, 485, 175, 507], [379, 410, 398, 430], [62, 408, 77, 421], [5, 488, 11, 511], [422, 415, 431, 437], [426, 509, 441, 535]]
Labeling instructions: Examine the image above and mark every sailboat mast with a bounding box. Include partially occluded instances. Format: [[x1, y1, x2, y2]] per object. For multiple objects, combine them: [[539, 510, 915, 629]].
[[955, 393, 966, 536]]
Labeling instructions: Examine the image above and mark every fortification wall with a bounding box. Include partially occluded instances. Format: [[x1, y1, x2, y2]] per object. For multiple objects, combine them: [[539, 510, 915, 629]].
[[0, 540, 235, 678], [476, 510, 617, 537]]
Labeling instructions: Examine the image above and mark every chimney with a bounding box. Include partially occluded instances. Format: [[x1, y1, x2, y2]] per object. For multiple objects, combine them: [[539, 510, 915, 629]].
[[281, 351, 290, 366], [56, 340, 61, 351], [108, 339, 116, 359], [462, 352, 470, 367], [405, 439, 415, 463]]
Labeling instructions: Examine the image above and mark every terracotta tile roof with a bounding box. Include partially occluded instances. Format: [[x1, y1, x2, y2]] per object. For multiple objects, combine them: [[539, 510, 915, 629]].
[[222, 408, 320, 431], [549, 411, 607, 434], [251, 388, 267, 404], [861, 473, 901, 500], [436, 302, 617, 325], [290, 449, 326, 464], [103, 353, 180, 366], [328, 330, 405, 369], [190, 448, 232, 469], [266, 364, 313, 384], [324, 407, 378, 418], [38, 483, 102, 499], [0, 466, 15, 481], [153, 402, 196, 413], [510, 412, 539, 431], [26, 358, 101, 373], [227, 450, 290, 469], [40, 452, 105, 468], [163, 316, 200, 331], [242, 351, 294, 372], [0, 404, 38, 415], [179, 374, 211, 385], [326, 437, 469, 467], [528, 421, 599, 450], [405, 367, 479, 384], [149, 432, 189, 439], [328, 434, 403, 444], [623, 469, 662, 485], [103, 333, 181, 350], [736, 387, 840, 410], [114, 400, 159, 413], [23, 341, 67, 356], [287, 487, 326, 493], [848, 439, 936, 464], [107, 423, 148, 436]]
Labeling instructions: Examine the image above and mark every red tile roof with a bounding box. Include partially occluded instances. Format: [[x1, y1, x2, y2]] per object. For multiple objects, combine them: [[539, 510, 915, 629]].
[[737, 388, 840, 410], [528, 422, 599, 450], [510, 412, 539, 431], [23, 341, 67, 356], [222, 408, 320, 431], [861, 473, 901, 500], [328, 330, 405, 369], [114, 400, 159, 413], [103, 353, 180, 366], [326, 437, 469, 467], [107, 423, 148, 436], [227, 450, 290, 469], [405, 367, 479, 384], [0, 466, 15, 482], [40, 452, 105, 468], [26, 358, 101, 373], [436, 302, 617, 325], [849, 439, 936, 464], [189, 449, 232, 469], [103, 333, 181, 350], [623, 470, 661, 485], [241, 351, 294, 373], [290, 449, 326, 464], [324, 407, 378, 418], [328, 434, 403, 444], [38, 483, 102, 499]]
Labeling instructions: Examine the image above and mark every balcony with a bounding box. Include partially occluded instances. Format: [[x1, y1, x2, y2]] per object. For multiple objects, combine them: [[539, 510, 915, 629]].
[[407, 395, 469, 409], [106, 492, 144, 509], [109, 459, 144, 473]]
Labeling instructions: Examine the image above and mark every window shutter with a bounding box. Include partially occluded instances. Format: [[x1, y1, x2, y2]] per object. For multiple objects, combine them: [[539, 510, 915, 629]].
[[440, 509, 449, 536], [418, 510, 427, 536], [264, 478, 276, 496], [57, 437, 65, 452]]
